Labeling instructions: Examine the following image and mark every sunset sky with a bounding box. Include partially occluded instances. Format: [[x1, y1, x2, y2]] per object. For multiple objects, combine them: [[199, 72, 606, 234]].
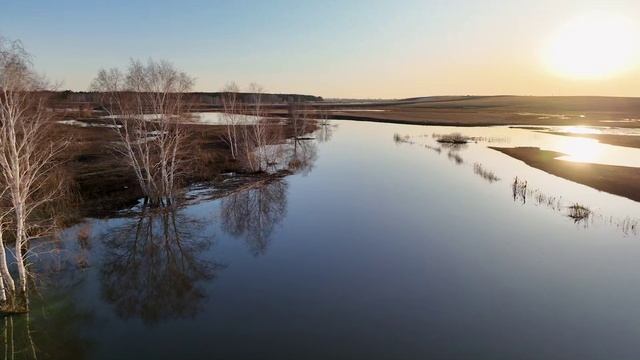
[[2, 0, 640, 98]]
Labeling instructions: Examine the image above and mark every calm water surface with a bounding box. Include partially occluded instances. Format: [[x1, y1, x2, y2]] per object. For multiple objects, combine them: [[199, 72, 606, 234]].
[[8, 120, 640, 359]]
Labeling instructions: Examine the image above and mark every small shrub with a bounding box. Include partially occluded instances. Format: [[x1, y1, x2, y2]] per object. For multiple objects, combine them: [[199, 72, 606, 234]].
[[393, 133, 412, 144], [435, 133, 469, 144], [568, 203, 591, 221]]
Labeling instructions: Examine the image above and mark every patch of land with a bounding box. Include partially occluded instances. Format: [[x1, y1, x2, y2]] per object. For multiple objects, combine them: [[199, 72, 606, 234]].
[[491, 146, 640, 202], [53, 117, 313, 219], [53, 121, 238, 219]]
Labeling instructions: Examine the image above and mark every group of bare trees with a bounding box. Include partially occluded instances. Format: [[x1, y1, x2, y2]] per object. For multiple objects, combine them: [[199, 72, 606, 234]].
[[218, 83, 326, 175], [0, 38, 197, 313], [0, 38, 67, 313], [287, 100, 317, 140], [91, 60, 194, 205], [0, 33, 327, 316], [220, 83, 288, 172]]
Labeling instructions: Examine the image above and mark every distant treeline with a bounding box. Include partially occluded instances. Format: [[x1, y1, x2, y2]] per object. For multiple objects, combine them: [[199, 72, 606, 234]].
[[48, 90, 323, 107]]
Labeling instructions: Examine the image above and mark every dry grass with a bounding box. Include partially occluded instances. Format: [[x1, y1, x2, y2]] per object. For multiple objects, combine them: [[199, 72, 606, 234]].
[[512, 177, 528, 201], [567, 203, 591, 221], [473, 163, 500, 183], [393, 133, 412, 144], [434, 133, 469, 144]]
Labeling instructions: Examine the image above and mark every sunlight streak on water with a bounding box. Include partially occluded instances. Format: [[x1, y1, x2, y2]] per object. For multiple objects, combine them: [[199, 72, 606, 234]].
[[554, 137, 603, 163], [407, 125, 640, 168], [562, 126, 602, 135]]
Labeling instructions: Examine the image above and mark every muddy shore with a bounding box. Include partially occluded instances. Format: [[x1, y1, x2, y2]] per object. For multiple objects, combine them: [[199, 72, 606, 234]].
[[491, 146, 640, 202]]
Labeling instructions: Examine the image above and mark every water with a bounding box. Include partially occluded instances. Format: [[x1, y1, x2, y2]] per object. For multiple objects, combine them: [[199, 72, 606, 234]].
[[96, 112, 263, 125], [7, 120, 640, 359], [424, 125, 640, 167], [189, 112, 262, 125]]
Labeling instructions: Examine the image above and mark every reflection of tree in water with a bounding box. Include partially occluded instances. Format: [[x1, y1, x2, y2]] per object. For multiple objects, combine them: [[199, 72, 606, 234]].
[[220, 179, 288, 256], [0, 282, 93, 360], [316, 121, 336, 143], [217, 136, 317, 256], [286, 139, 317, 176], [100, 205, 223, 325]]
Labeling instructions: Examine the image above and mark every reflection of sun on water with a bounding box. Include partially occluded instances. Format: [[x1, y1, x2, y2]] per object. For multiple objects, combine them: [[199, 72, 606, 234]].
[[556, 137, 602, 163], [563, 126, 600, 135]]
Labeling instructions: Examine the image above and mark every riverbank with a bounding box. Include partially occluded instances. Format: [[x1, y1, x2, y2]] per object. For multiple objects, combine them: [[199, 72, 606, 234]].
[[491, 146, 640, 202]]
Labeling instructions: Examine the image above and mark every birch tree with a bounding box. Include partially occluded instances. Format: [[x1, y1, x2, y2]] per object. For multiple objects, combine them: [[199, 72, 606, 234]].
[[287, 100, 315, 140], [220, 82, 243, 160], [91, 59, 194, 205], [0, 37, 67, 313], [222, 82, 285, 172], [242, 83, 285, 172]]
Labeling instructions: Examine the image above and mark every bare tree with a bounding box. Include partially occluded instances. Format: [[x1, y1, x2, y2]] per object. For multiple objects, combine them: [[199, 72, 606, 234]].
[[0, 37, 67, 312], [286, 135, 318, 176], [287, 100, 315, 140], [285, 101, 319, 176], [91, 59, 194, 205], [220, 82, 243, 160], [220, 82, 286, 173], [242, 83, 286, 172], [0, 212, 12, 307], [316, 107, 334, 143]]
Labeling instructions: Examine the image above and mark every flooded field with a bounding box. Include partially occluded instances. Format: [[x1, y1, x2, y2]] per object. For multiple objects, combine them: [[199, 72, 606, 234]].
[[6, 120, 640, 359]]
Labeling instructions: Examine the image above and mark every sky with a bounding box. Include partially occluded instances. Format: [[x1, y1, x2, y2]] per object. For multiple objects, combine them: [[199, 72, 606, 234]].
[[2, 0, 640, 98]]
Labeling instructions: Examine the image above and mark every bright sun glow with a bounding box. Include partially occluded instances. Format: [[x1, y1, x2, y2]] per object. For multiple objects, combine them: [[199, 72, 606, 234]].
[[544, 12, 638, 79], [562, 126, 601, 135], [556, 137, 602, 163]]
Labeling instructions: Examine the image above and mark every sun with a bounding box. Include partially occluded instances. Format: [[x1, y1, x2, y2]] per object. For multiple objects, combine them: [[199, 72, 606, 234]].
[[543, 12, 638, 79]]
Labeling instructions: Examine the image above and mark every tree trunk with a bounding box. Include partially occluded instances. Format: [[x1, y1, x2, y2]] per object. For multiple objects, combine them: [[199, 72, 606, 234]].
[[0, 231, 15, 309], [14, 204, 28, 301]]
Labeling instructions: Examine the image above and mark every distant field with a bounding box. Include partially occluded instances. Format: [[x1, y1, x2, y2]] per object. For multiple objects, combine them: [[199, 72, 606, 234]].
[[317, 96, 640, 128]]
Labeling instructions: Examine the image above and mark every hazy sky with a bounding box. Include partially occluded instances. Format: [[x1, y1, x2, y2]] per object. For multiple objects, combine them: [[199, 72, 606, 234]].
[[2, 0, 640, 98]]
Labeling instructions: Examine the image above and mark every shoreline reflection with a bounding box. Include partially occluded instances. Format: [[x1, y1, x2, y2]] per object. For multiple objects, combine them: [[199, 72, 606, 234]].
[[100, 204, 224, 325]]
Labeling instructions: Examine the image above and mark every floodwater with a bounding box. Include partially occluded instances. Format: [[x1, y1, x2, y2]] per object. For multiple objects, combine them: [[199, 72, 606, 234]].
[[190, 112, 262, 125], [7, 120, 640, 360], [94, 112, 263, 125], [426, 125, 640, 167]]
